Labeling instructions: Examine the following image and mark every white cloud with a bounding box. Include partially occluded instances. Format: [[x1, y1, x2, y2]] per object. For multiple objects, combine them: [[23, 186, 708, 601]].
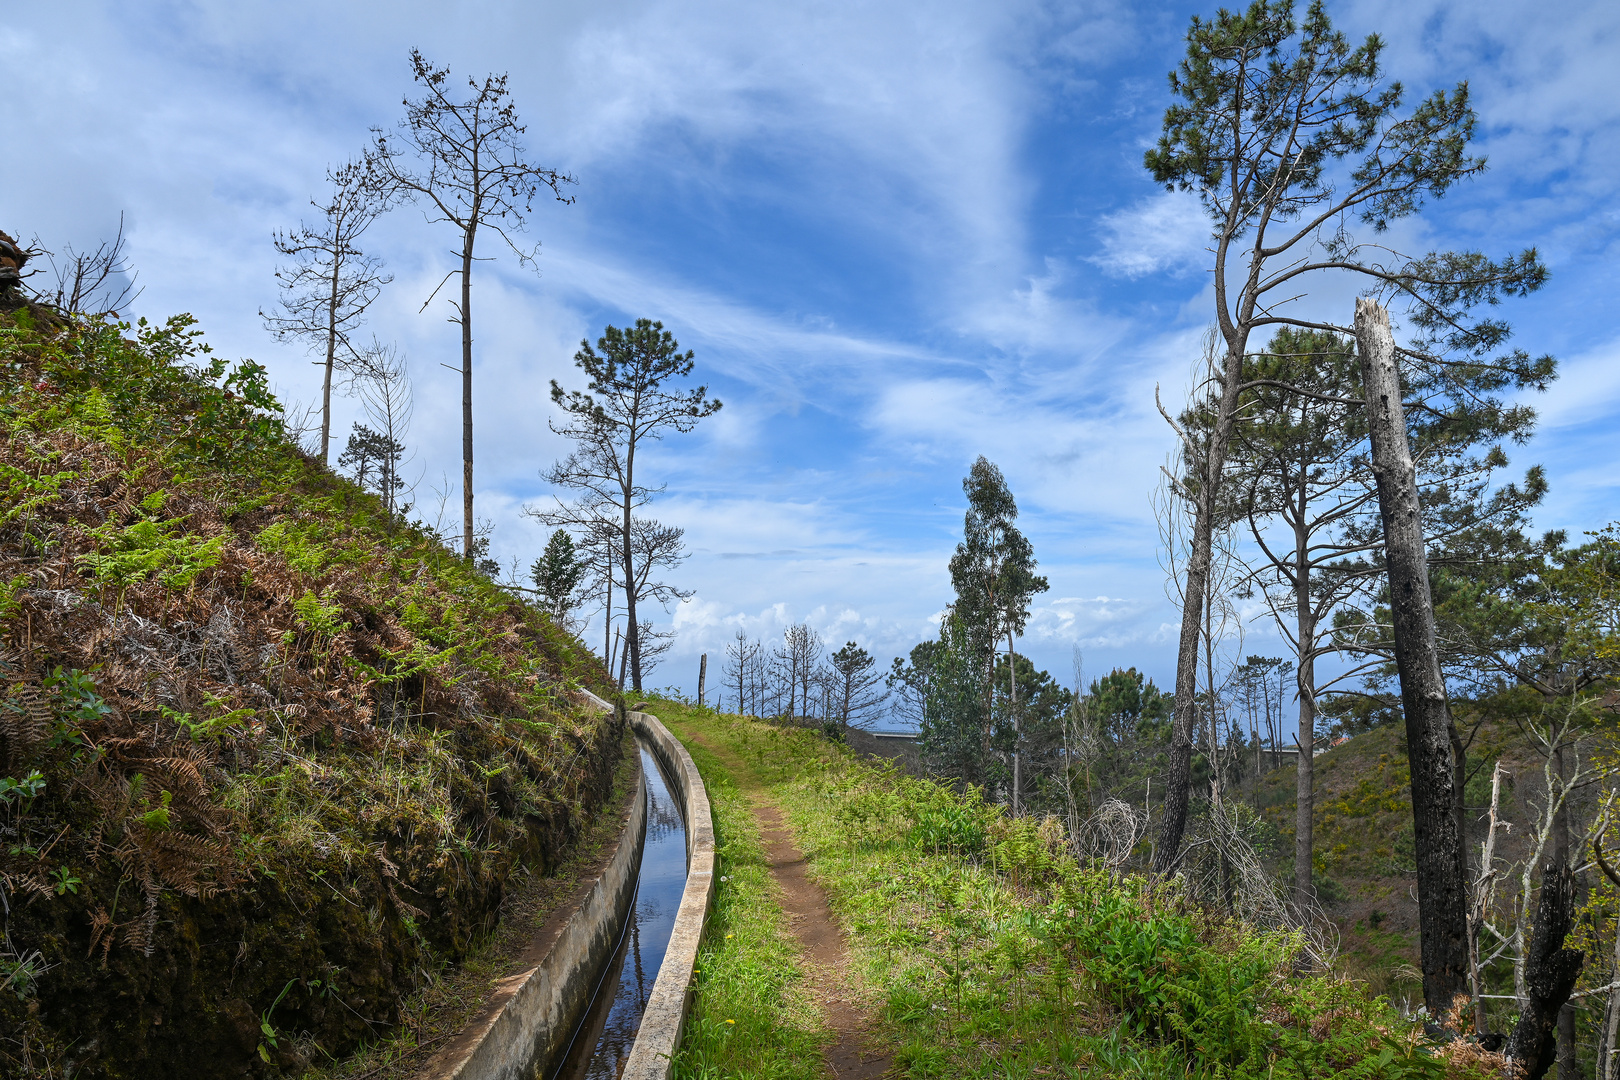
[[1091, 190, 1209, 279]]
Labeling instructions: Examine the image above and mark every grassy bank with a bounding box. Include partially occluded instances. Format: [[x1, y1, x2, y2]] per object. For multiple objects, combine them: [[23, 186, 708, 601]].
[[308, 726, 639, 1079], [0, 304, 619, 1077], [652, 700, 1502, 1080]]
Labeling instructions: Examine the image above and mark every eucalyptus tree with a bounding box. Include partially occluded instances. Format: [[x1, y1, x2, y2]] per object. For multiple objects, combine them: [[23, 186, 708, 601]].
[[262, 157, 392, 465], [1144, 5, 1553, 1011], [545, 320, 719, 691], [372, 50, 576, 558], [948, 457, 1048, 811]]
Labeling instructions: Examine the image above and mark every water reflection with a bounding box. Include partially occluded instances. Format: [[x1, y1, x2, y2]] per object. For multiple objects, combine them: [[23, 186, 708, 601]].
[[552, 745, 688, 1080]]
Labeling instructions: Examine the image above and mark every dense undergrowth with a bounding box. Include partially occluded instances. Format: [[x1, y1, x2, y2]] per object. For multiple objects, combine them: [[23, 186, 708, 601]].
[[655, 701, 1505, 1079], [0, 302, 620, 1078]]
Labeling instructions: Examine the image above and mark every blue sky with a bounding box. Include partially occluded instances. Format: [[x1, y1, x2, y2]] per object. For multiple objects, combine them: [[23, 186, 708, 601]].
[[8, 0, 1620, 718]]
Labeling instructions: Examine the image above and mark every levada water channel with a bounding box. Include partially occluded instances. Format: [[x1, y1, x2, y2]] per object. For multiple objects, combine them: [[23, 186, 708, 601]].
[[554, 743, 689, 1079]]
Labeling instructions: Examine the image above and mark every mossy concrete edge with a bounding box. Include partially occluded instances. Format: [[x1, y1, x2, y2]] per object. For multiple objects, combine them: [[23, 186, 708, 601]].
[[621, 707, 717, 1080], [415, 705, 646, 1080]]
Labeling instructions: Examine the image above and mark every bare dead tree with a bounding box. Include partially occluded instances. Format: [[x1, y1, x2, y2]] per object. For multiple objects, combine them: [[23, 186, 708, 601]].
[[371, 49, 576, 560], [42, 212, 143, 317], [1356, 297, 1471, 1014], [724, 631, 761, 715], [348, 338, 416, 520], [776, 623, 824, 721], [262, 159, 392, 465]]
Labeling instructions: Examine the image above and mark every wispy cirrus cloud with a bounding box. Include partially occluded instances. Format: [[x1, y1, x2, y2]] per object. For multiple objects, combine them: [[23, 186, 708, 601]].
[[1091, 190, 1209, 279]]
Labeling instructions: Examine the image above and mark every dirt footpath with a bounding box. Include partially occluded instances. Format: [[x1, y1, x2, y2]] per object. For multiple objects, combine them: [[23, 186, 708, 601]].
[[688, 733, 892, 1079]]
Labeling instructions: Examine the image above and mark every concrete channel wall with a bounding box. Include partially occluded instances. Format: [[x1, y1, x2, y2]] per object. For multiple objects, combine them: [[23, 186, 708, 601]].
[[416, 693, 715, 1080], [621, 709, 717, 1080], [415, 730, 647, 1080]]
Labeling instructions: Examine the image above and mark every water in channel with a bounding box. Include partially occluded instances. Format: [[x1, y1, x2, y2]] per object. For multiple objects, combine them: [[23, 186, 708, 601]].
[[553, 744, 689, 1080]]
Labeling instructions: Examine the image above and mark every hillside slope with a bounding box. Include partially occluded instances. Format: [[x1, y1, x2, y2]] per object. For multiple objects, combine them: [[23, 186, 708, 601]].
[[1251, 713, 1586, 1002], [0, 302, 621, 1078]]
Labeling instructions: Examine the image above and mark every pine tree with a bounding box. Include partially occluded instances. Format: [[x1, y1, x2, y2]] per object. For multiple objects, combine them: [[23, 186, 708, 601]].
[[530, 529, 583, 624]]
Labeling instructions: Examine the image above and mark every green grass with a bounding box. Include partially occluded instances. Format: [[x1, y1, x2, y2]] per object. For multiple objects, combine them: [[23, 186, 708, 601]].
[[652, 700, 1501, 1080]]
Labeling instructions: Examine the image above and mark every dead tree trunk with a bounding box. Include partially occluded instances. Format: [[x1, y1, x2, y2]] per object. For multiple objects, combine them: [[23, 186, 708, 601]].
[[1156, 347, 1244, 872], [1355, 298, 1469, 1017], [1507, 863, 1585, 1080]]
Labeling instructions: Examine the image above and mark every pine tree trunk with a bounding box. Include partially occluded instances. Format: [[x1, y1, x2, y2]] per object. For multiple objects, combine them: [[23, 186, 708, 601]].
[[321, 264, 340, 466], [1355, 298, 1469, 1017], [622, 443, 641, 692], [1506, 863, 1585, 1080], [1293, 463, 1317, 905], [460, 235, 476, 562], [1295, 612, 1316, 905]]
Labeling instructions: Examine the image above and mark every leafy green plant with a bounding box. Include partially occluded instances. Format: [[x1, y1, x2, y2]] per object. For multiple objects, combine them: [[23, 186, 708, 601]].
[[0, 771, 46, 807], [258, 978, 298, 1063], [51, 866, 80, 895], [43, 666, 108, 748], [137, 789, 173, 831], [294, 588, 349, 640]]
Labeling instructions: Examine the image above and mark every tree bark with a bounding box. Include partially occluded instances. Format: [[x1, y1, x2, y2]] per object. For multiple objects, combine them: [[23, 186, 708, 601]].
[[1010, 632, 1021, 816], [460, 231, 476, 562], [1295, 600, 1316, 906], [697, 653, 707, 708], [622, 441, 642, 692], [1355, 298, 1469, 1017], [1506, 863, 1585, 1080], [1155, 345, 1244, 873], [321, 263, 340, 466]]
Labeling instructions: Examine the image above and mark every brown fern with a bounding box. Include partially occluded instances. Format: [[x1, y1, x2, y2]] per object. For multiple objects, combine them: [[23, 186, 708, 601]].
[[1, 682, 49, 775]]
